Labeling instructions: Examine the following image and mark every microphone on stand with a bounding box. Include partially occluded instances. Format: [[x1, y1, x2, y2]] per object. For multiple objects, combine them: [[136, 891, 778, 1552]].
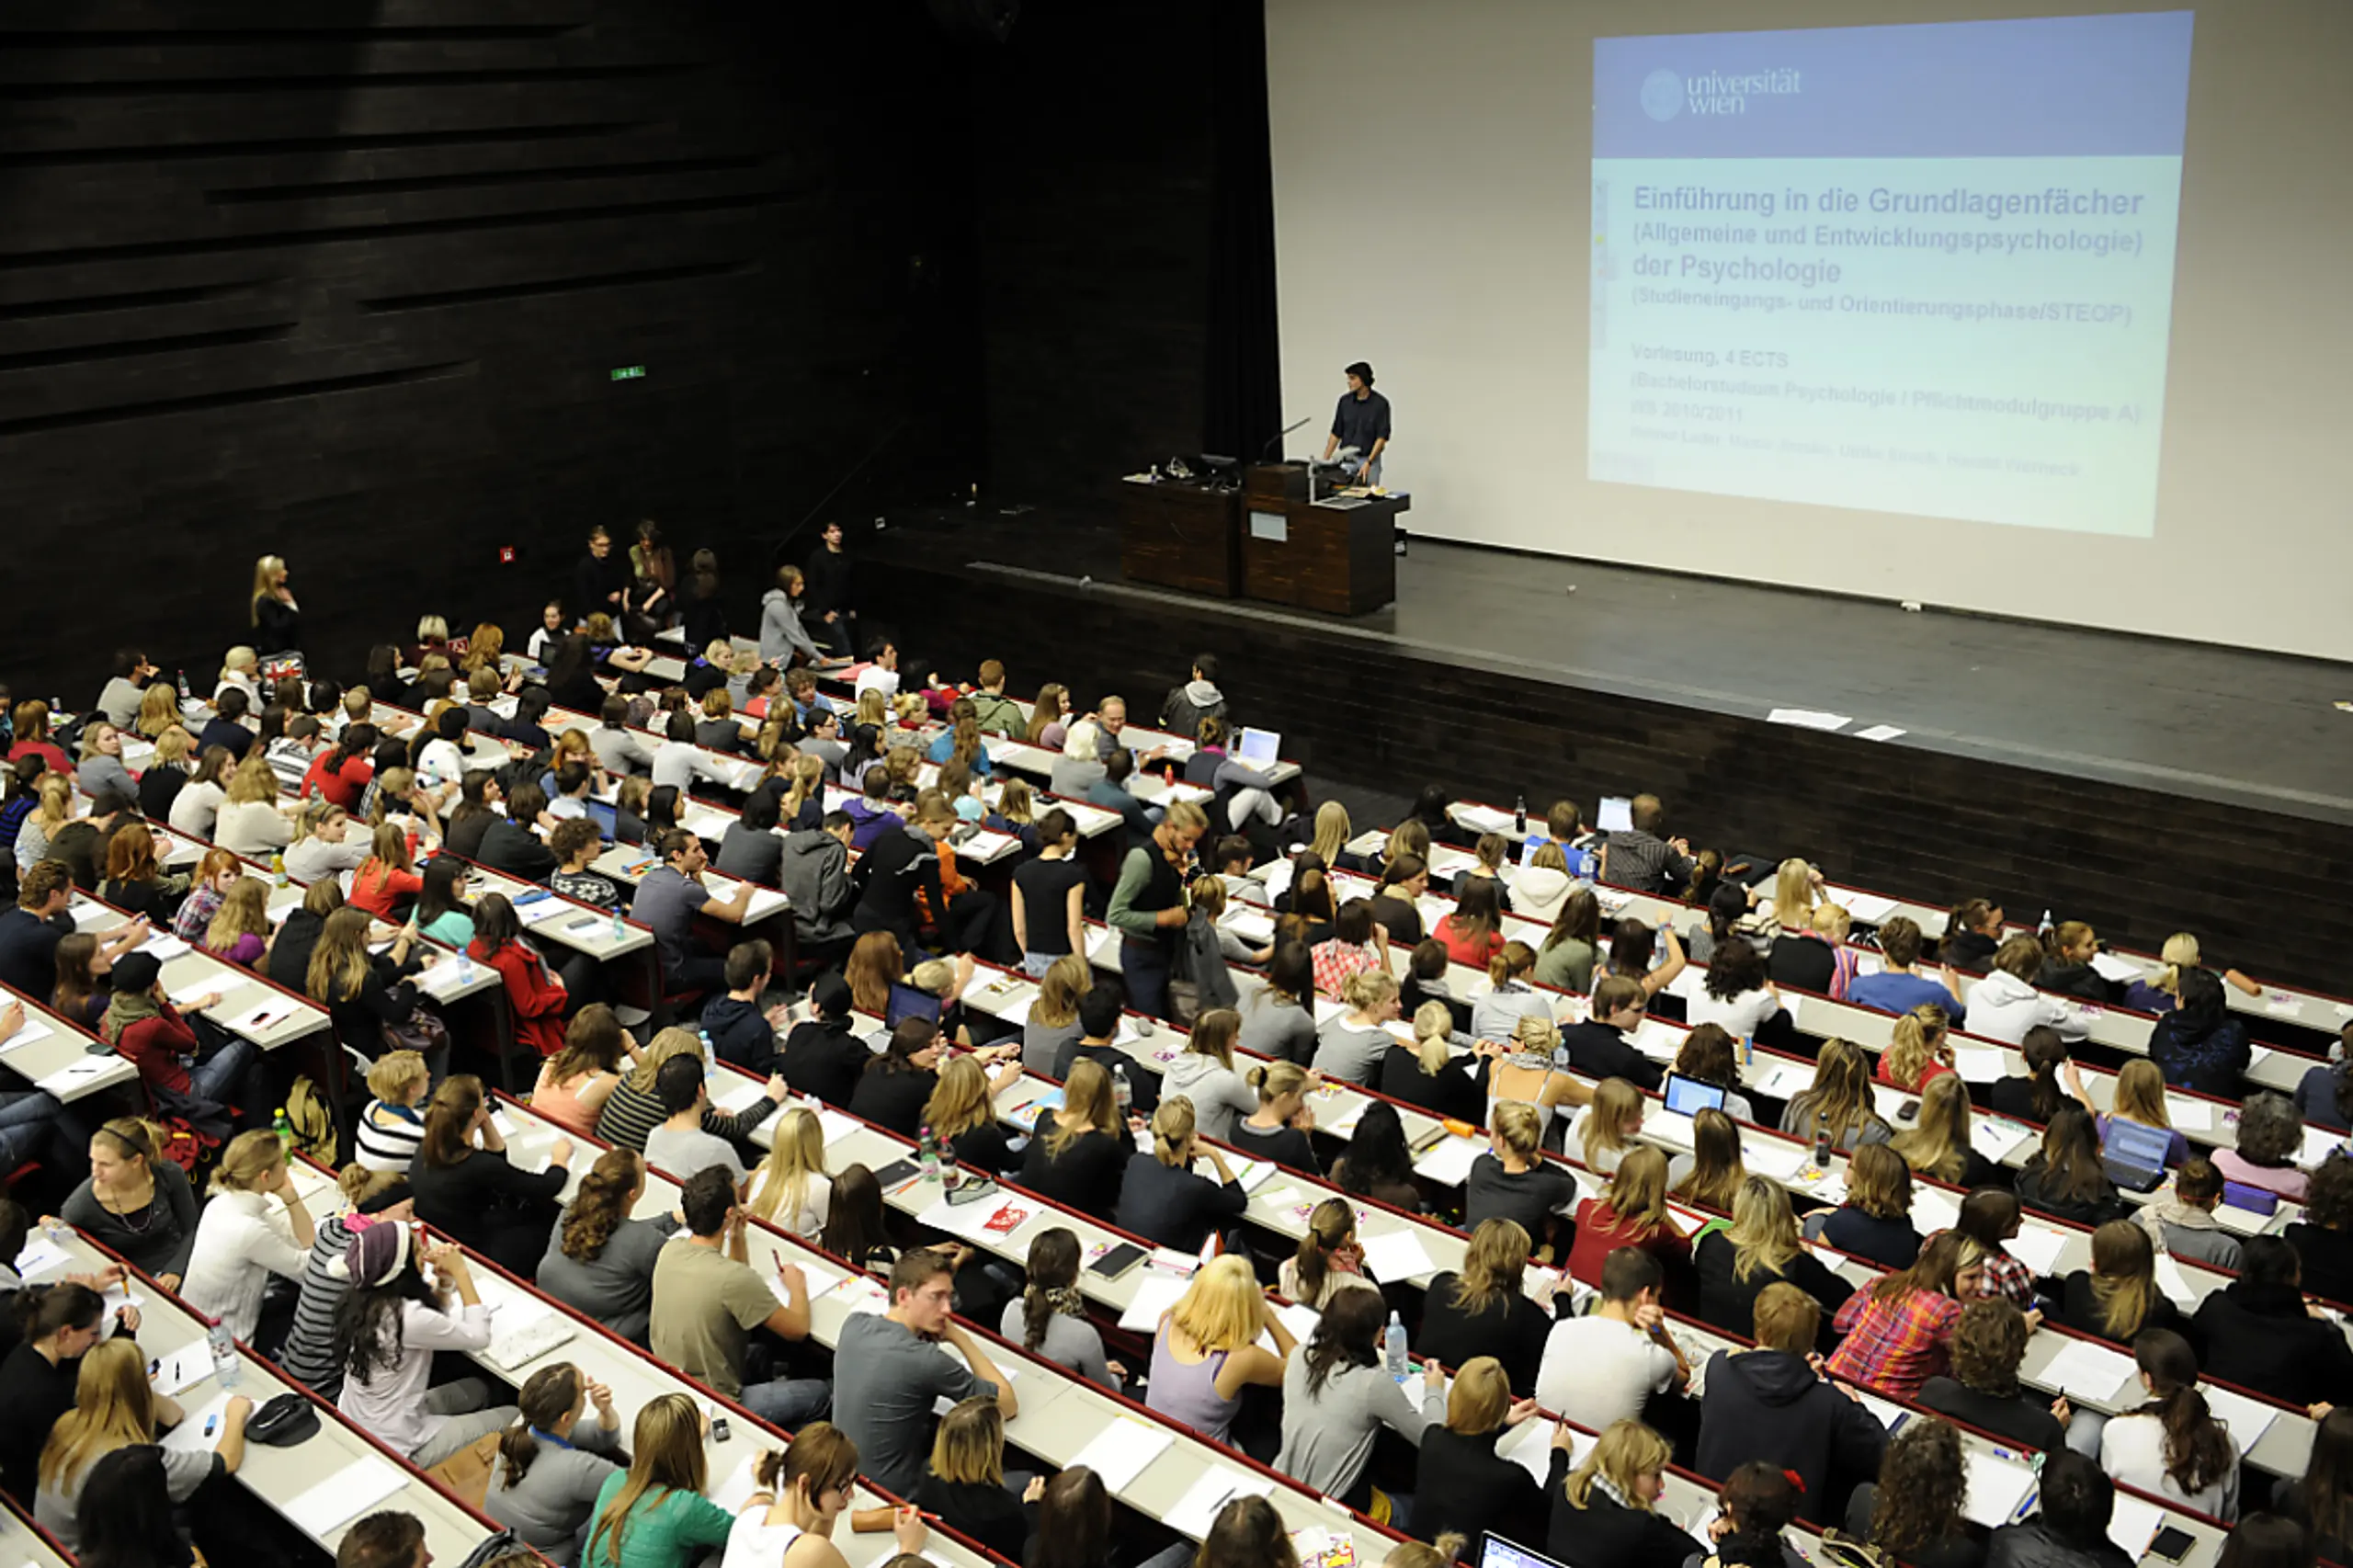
[[1259, 417, 1310, 460]]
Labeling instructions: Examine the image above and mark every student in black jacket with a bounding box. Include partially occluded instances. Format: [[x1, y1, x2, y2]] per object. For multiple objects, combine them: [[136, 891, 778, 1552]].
[[2049, 1219, 2191, 1350], [1694, 1283, 1888, 1522], [2270, 1405, 2353, 1566], [847, 1018, 941, 1139], [2038, 923, 2123, 1005], [1546, 1417, 1705, 1568], [1918, 1298, 2068, 1454], [1020, 1057, 1129, 1222], [1693, 1176, 1854, 1351], [1417, 1218, 1561, 1396], [1228, 1060, 1321, 1176], [476, 783, 560, 881], [1843, 1417, 1992, 1568], [1558, 976, 1663, 1092], [1113, 1098, 1248, 1254], [1983, 1450, 2131, 1568], [408, 1074, 570, 1278], [1051, 984, 1158, 1117], [266, 878, 341, 995], [1940, 898, 2006, 972], [2287, 1153, 2353, 1308], [779, 974, 870, 1109], [2192, 1235, 2353, 1410], [1813, 1143, 1924, 1269], [2015, 1104, 2131, 1228], [1414, 1357, 1546, 1551], [308, 906, 436, 1071], [911, 1397, 1033, 1562], [850, 792, 952, 950], [923, 1053, 1022, 1178], [701, 940, 788, 1071]]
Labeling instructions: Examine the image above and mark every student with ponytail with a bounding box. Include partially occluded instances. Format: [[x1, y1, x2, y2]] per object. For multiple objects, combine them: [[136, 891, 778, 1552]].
[[1280, 1196, 1381, 1310], [726, 1421, 927, 1568], [2099, 1329, 2241, 1520], [0, 1283, 119, 1498], [482, 1363, 625, 1561], [538, 1148, 677, 1346], [1115, 1096, 1248, 1254], [1001, 1228, 1120, 1389]]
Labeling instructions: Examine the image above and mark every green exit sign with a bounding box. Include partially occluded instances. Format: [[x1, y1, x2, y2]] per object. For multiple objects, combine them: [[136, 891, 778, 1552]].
[[610, 365, 646, 381]]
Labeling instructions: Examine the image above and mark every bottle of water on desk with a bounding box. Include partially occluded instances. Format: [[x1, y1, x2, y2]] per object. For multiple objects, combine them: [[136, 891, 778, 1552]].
[[1383, 1311, 1409, 1384], [272, 1107, 292, 1153], [1113, 1065, 1132, 1119], [207, 1317, 239, 1388], [610, 904, 627, 945], [917, 1124, 940, 1184]]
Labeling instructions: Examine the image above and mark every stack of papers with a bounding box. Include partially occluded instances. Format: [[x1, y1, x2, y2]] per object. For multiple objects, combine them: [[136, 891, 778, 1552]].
[[2003, 1226, 2070, 1276], [2041, 1337, 2137, 1403], [285, 1456, 410, 1538], [1950, 1046, 2007, 1085], [1414, 1135, 1481, 1187], [2200, 1383, 2282, 1455], [1117, 1275, 1189, 1333], [2088, 952, 2142, 983], [1356, 1228, 1438, 1284], [1971, 1118, 2035, 1165]]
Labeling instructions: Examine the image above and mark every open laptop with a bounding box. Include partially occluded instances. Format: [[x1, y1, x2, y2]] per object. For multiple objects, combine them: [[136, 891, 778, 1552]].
[[885, 982, 944, 1029], [584, 797, 620, 844], [2101, 1117, 2173, 1193], [1235, 726, 1280, 768], [1482, 1535, 1570, 1568], [1597, 794, 1634, 834], [1662, 1073, 1729, 1118]]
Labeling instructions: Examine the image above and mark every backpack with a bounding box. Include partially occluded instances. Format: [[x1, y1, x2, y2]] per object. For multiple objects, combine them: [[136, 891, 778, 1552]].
[[282, 1075, 339, 1165]]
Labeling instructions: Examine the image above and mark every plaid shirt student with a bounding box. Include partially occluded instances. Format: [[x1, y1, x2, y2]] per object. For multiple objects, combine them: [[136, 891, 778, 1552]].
[[1311, 937, 1381, 999], [1825, 1282, 1964, 1398], [1931, 1233, 2038, 1309]]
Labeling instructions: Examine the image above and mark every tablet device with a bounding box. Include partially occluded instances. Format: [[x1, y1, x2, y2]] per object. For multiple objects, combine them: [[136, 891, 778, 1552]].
[[1662, 1073, 1728, 1117]]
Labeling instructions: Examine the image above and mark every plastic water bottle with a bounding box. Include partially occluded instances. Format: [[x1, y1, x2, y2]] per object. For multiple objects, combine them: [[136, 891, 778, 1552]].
[[917, 1124, 940, 1183], [1383, 1311, 1409, 1384], [207, 1317, 239, 1388], [697, 1028, 714, 1067], [272, 1107, 293, 1153], [456, 948, 475, 983], [1113, 1065, 1132, 1119], [1513, 794, 1528, 835], [610, 904, 627, 944]]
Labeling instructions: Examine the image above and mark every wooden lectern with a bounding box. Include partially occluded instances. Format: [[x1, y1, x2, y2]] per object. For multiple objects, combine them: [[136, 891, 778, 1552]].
[[1119, 478, 1241, 597], [1239, 462, 1410, 616]]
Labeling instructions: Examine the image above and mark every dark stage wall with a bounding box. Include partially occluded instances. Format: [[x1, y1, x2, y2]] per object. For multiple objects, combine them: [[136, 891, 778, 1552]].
[[869, 557, 2353, 998], [0, 1, 1263, 701]]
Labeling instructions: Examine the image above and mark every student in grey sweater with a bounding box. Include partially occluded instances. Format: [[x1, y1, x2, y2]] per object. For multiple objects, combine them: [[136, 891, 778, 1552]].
[[482, 1363, 626, 1564], [999, 1228, 1122, 1391], [1273, 1288, 1443, 1504], [1313, 970, 1402, 1087], [642, 1055, 748, 1185], [535, 1148, 681, 1346], [1237, 943, 1319, 1066]]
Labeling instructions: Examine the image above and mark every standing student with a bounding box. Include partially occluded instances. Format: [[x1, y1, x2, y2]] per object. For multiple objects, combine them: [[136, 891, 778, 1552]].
[[1107, 801, 1208, 1019], [832, 1249, 1017, 1496], [482, 1363, 626, 1562], [1012, 808, 1087, 975]]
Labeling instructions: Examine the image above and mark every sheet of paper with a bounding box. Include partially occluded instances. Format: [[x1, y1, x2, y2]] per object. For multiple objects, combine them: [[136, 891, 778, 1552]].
[[1503, 1419, 1589, 1486], [37, 1057, 117, 1097], [2041, 1336, 2136, 1403], [1453, 804, 1516, 836], [2302, 1123, 2348, 1168], [1743, 1139, 1810, 1182], [0, 1006, 55, 1053], [1754, 1059, 1813, 1101], [12, 1233, 71, 1278], [2003, 1225, 2069, 1277], [1950, 1045, 2006, 1085], [1854, 724, 1905, 743], [137, 933, 192, 960], [2106, 1492, 2166, 1560], [2163, 1096, 2216, 1132], [1839, 892, 1899, 925], [1356, 1227, 1438, 1284], [2153, 1252, 2197, 1312], [1766, 708, 1850, 732], [149, 1341, 215, 1398], [1067, 1417, 1176, 1494], [1117, 1274, 1189, 1333], [1910, 1187, 1961, 1236], [1970, 1118, 2033, 1165], [161, 1392, 236, 1455], [2214, 1202, 2273, 1235], [1414, 1134, 1481, 1187], [1961, 1449, 2039, 1528], [2200, 1383, 2282, 1455], [1165, 1467, 1276, 1539], [285, 1455, 410, 1538], [222, 996, 301, 1035], [1853, 1389, 1907, 1429]]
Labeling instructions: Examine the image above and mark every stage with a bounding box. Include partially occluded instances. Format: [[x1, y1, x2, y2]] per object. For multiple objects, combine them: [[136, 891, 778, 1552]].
[[857, 506, 2353, 991]]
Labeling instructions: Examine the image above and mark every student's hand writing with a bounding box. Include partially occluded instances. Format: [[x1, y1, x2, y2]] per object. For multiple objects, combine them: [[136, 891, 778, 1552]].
[[116, 1305, 142, 1332], [776, 1262, 807, 1297], [547, 1137, 574, 1170], [892, 1506, 928, 1551], [2052, 1396, 2074, 1425]]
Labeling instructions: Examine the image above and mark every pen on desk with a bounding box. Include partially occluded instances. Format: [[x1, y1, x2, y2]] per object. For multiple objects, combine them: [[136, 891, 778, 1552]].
[[204, 1415, 220, 1437]]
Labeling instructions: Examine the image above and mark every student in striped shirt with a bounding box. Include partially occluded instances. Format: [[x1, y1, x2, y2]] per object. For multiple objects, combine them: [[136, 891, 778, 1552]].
[[355, 1051, 431, 1174], [277, 1166, 415, 1403]]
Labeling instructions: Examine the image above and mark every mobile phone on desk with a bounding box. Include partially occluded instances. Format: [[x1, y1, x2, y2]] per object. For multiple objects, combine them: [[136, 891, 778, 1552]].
[[2148, 1528, 2194, 1564]]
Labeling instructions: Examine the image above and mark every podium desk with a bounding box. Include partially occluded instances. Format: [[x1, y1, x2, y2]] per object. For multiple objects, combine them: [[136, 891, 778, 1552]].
[[1120, 477, 1240, 597], [1240, 461, 1409, 616]]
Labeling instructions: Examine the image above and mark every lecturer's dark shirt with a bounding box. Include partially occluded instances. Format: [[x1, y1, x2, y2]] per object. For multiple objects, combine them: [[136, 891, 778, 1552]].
[[1332, 389, 1392, 458]]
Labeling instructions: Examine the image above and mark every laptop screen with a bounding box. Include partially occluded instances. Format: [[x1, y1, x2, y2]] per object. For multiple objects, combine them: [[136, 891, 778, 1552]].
[[1235, 727, 1280, 767], [585, 798, 620, 843], [1482, 1536, 1570, 1568], [2105, 1117, 2173, 1171], [1662, 1073, 1729, 1118], [1597, 795, 1634, 834], [885, 983, 944, 1029]]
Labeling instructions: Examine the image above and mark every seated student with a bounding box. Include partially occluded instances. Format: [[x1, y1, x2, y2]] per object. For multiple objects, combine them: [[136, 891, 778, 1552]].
[[2038, 921, 2122, 1005], [779, 972, 869, 1109], [1539, 1244, 1689, 1430], [1084, 745, 1161, 843], [1890, 1073, 2000, 1191], [1279, 1197, 1381, 1309], [1875, 1005, 1957, 1096], [1049, 978, 1154, 1110], [1412, 1355, 1547, 1551], [0, 1282, 119, 1500], [1230, 1059, 1322, 1176], [911, 1398, 1029, 1563], [715, 793, 787, 886], [1567, 1146, 1691, 1289], [1604, 916, 1688, 1004], [648, 1166, 829, 1426], [1985, 1025, 2077, 1126], [2272, 1407, 2353, 1565], [180, 1129, 316, 1353], [1324, 1103, 1422, 1216], [526, 1006, 631, 1140], [1309, 898, 1388, 1004], [408, 1077, 569, 1280], [2018, 1103, 2131, 1228], [1971, 933, 2092, 1048], [1693, 1176, 1856, 1345], [2299, 1033, 2353, 1134], [1116, 1097, 1247, 1253], [831, 1245, 1017, 1496], [1853, 916, 1969, 1023], [1777, 1037, 1894, 1153], [1470, 940, 1551, 1043], [2212, 1090, 2311, 1203], [2290, 1154, 2353, 1306], [1563, 1074, 1645, 1178], [2097, 1057, 2192, 1169], [701, 940, 790, 1071], [1002, 1228, 1121, 1390], [195, 873, 272, 970], [1839, 1416, 1988, 1568], [1560, 975, 1665, 1092], [333, 1221, 516, 1467], [1666, 1025, 1756, 1121], [1465, 1099, 1577, 1240], [1157, 1008, 1253, 1146], [1313, 968, 1401, 1086], [475, 784, 560, 881], [921, 1054, 1021, 1177], [1826, 1232, 1981, 1400], [574, 1393, 737, 1568], [631, 826, 759, 996], [643, 1052, 754, 1184], [1936, 897, 2006, 971], [62, 1118, 200, 1290], [598, 1023, 784, 1153], [1686, 935, 1783, 1046], [1672, 1107, 1747, 1213], [1916, 1296, 2069, 1453], [31, 1338, 251, 1551], [1419, 1218, 1558, 1395], [1364, 854, 1428, 948], [2098, 1328, 2241, 1520], [349, 822, 425, 922], [2126, 1156, 2242, 1277], [1379, 1000, 1486, 1123], [480, 1363, 625, 1563], [1275, 1285, 1442, 1506], [1546, 1417, 1705, 1568], [2195, 1234, 2353, 1408], [1988, 1450, 2138, 1568], [1813, 1143, 1924, 1269], [777, 807, 858, 959], [1768, 896, 1855, 996], [1021, 1058, 1129, 1221], [739, 1108, 831, 1240], [1696, 1283, 1889, 1520], [1239, 940, 1319, 1066], [847, 1017, 944, 1138], [1433, 875, 1507, 971], [537, 1148, 677, 1346], [2052, 1219, 2189, 1349]]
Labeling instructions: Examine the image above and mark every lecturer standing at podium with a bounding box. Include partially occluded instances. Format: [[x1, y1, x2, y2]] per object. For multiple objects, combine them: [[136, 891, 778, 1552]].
[[1323, 360, 1391, 484]]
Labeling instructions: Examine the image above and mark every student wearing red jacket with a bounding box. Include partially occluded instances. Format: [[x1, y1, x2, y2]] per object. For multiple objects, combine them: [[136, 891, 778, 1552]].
[[99, 950, 256, 1122], [466, 892, 588, 1055], [300, 723, 377, 811]]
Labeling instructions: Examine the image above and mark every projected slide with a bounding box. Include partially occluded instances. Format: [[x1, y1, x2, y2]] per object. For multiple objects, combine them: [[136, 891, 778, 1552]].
[[1588, 13, 2194, 538]]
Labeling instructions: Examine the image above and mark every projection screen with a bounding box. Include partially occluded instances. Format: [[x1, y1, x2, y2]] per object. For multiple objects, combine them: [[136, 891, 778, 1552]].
[[1265, 0, 2353, 659]]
